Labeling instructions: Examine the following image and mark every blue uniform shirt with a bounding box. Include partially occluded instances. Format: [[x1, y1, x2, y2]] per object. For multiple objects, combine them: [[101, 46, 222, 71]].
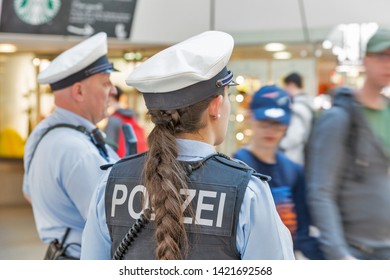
[[81, 139, 294, 260], [23, 107, 119, 258]]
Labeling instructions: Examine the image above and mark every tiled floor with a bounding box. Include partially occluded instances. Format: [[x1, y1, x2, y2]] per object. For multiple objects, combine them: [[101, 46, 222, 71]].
[[0, 206, 46, 260]]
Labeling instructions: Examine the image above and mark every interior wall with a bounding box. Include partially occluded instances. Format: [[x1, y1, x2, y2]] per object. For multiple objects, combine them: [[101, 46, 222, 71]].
[[0, 53, 35, 140]]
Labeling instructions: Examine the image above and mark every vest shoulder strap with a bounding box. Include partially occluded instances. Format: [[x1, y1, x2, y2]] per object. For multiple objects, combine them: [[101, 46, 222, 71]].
[[100, 151, 147, 170], [27, 124, 89, 171], [213, 153, 271, 182]]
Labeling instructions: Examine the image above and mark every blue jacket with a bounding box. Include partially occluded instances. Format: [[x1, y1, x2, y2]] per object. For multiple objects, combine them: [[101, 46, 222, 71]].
[[233, 148, 324, 259]]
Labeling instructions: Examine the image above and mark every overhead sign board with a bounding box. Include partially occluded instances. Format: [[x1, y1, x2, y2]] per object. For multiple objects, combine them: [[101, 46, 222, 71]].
[[0, 0, 137, 39]]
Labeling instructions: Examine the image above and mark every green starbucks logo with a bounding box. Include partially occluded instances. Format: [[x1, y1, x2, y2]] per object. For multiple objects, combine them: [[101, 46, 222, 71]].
[[14, 0, 61, 25]]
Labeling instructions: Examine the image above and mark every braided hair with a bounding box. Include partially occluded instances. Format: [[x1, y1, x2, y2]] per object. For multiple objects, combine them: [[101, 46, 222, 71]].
[[144, 88, 225, 260]]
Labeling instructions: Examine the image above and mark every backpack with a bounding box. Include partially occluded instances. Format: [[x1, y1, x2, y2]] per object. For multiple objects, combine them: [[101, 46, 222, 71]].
[[280, 94, 316, 165], [331, 86, 356, 111], [293, 95, 316, 145], [111, 112, 148, 157], [304, 86, 356, 165]]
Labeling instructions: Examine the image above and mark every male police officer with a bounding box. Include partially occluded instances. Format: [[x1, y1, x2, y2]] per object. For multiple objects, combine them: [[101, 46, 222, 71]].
[[23, 32, 120, 259]]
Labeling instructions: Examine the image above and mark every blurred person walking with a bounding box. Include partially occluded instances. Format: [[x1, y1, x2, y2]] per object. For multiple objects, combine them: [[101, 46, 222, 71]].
[[23, 33, 119, 259], [105, 85, 148, 157], [306, 27, 390, 260], [279, 72, 315, 165], [81, 31, 294, 260], [233, 85, 323, 260]]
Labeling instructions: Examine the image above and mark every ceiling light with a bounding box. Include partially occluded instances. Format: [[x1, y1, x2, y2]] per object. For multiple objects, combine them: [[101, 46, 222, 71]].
[[300, 49, 308, 57], [264, 43, 286, 52], [314, 49, 323, 58], [124, 52, 136, 60], [0, 44, 17, 53], [273, 51, 291, 60], [236, 132, 244, 141], [124, 51, 143, 61], [236, 75, 245, 84], [332, 46, 342, 55], [322, 40, 333, 49], [236, 114, 244, 122], [235, 94, 244, 103], [32, 58, 41, 66]]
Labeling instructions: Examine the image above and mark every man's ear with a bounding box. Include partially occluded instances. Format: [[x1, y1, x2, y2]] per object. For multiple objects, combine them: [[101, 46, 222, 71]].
[[208, 95, 223, 119], [70, 82, 84, 102]]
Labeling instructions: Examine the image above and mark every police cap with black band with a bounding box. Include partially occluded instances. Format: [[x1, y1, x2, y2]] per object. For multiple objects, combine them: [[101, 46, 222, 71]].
[[38, 32, 117, 90], [125, 31, 238, 110]]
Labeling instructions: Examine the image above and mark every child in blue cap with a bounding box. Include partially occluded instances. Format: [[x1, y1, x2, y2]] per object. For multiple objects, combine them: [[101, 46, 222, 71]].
[[233, 84, 323, 259]]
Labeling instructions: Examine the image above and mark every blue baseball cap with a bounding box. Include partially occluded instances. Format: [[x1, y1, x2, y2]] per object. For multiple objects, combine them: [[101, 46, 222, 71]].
[[250, 85, 292, 125]]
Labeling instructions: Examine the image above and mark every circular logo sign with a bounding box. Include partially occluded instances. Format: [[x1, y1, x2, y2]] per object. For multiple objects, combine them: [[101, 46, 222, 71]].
[[14, 0, 61, 26]]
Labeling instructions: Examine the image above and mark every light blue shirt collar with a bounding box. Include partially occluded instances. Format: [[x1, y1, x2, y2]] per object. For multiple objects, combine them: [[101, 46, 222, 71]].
[[176, 138, 216, 161], [54, 107, 96, 132]]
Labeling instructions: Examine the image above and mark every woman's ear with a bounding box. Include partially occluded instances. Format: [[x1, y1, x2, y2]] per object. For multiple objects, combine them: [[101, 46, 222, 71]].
[[208, 95, 223, 120]]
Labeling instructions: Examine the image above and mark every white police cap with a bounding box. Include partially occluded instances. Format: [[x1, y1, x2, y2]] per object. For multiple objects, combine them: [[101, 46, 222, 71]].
[[126, 31, 237, 110], [38, 32, 116, 90]]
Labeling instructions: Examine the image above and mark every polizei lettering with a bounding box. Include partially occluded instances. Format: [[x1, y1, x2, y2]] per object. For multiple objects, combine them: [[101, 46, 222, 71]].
[[111, 184, 228, 228]]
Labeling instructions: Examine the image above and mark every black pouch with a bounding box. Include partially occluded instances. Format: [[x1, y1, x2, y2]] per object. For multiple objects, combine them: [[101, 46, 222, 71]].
[[43, 228, 79, 260]]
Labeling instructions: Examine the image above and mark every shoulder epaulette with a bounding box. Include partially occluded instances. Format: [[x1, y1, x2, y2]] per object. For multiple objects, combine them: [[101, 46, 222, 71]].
[[252, 172, 271, 182], [100, 163, 114, 170]]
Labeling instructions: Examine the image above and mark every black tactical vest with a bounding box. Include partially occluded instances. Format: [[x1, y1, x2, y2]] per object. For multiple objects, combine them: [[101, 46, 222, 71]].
[[105, 152, 267, 260]]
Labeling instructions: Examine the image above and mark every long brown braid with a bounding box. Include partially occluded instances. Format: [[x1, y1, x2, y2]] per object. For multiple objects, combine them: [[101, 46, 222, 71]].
[[144, 88, 225, 260]]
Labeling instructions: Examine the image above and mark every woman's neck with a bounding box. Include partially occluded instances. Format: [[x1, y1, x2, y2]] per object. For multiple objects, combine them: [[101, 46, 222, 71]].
[[176, 131, 212, 145]]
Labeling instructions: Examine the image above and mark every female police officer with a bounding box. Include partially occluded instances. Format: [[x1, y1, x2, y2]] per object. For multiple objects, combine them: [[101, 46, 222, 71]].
[[81, 31, 294, 260]]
